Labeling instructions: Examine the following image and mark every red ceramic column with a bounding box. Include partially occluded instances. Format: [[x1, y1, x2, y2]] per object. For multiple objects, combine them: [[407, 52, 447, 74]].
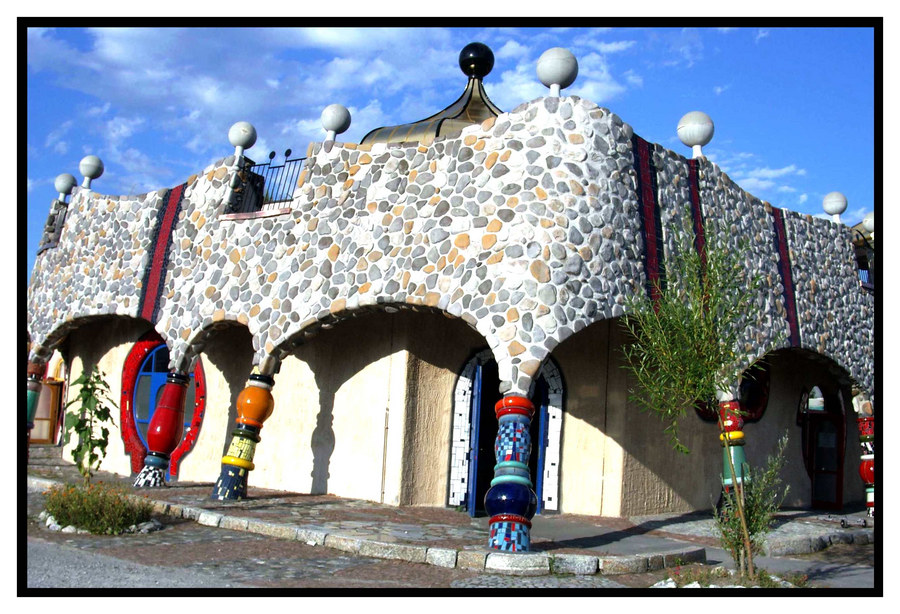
[[852, 392, 875, 517], [719, 399, 748, 497], [133, 372, 189, 487]]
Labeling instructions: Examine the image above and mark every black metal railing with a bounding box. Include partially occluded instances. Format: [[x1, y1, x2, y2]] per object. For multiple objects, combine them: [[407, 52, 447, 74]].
[[854, 230, 875, 294], [248, 149, 306, 208]]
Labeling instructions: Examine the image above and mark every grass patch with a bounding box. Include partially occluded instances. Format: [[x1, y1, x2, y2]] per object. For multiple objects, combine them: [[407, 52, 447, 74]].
[[44, 482, 153, 535]]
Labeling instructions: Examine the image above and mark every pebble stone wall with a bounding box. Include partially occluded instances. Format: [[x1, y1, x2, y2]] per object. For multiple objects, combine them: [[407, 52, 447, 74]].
[[26, 95, 875, 400], [783, 211, 874, 394]]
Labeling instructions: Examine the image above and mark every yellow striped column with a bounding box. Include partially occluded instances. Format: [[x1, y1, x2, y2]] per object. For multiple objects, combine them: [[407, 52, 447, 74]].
[[211, 373, 275, 500]]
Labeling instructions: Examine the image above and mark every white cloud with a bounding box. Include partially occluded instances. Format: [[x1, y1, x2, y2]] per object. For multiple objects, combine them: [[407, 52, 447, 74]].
[[739, 164, 806, 180], [569, 52, 627, 104], [663, 28, 704, 68], [44, 120, 73, 154], [797, 193, 808, 204], [713, 84, 730, 95], [777, 186, 797, 193], [717, 28, 737, 33], [86, 103, 111, 117], [105, 116, 145, 145], [496, 40, 530, 60], [493, 63, 546, 110], [591, 40, 637, 54], [755, 29, 770, 43], [623, 70, 643, 87], [27, 178, 35, 193]]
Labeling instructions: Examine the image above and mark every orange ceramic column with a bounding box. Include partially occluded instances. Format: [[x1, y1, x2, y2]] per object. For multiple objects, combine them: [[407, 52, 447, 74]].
[[211, 374, 275, 500]]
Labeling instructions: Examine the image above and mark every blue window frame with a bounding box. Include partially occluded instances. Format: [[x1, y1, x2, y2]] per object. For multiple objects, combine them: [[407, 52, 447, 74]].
[[133, 345, 196, 449]]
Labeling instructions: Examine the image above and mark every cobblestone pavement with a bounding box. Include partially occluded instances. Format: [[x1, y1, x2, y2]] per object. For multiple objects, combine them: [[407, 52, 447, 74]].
[[26, 490, 628, 590], [25, 454, 876, 591]]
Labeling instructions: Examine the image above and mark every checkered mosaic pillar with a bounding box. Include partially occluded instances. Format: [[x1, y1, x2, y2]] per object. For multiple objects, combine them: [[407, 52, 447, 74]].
[[26, 363, 45, 461], [486, 395, 538, 552], [857, 416, 875, 517], [719, 400, 748, 496], [211, 374, 275, 500], [134, 372, 190, 487]]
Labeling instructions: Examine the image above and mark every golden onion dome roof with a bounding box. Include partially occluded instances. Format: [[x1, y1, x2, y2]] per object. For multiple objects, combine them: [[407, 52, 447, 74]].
[[361, 42, 502, 146]]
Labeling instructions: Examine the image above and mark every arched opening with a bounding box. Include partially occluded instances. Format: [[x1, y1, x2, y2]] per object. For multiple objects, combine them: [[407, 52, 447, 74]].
[[120, 330, 207, 479], [797, 385, 846, 510], [449, 351, 564, 516], [30, 351, 68, 445]]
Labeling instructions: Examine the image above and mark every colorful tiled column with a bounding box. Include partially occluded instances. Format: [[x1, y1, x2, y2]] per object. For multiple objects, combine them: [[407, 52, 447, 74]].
[[719, 399, 748, 495], [26, 362, 45, 460], [211, 373, 275, 500], [485, 395, 538, 552], [133, 372, 190, 487], [852, 392, 875, 517]]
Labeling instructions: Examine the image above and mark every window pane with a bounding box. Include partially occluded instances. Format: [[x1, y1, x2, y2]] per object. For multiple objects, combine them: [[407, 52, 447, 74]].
[[154, 346, 170, 373], [134, 375, 152, 423], [183, 380, 196, 428]]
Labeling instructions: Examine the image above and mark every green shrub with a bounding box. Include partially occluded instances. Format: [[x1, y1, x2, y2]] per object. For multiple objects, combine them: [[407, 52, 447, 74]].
[[44, 482, 153, 535], [714, 434, 790, 571]]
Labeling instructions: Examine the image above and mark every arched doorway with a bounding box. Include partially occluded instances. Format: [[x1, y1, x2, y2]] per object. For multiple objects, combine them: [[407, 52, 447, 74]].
[[449, 350, 564, 516], [798, 385, 846, 510]]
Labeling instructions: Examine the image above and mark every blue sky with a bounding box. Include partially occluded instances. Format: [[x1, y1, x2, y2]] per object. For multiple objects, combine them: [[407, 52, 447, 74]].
[[25, 26, 877, 278]]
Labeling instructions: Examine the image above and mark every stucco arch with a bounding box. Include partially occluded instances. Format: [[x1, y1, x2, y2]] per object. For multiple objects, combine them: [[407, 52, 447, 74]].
[[29, 314, 163, 365], [267, 299, 504, 375]]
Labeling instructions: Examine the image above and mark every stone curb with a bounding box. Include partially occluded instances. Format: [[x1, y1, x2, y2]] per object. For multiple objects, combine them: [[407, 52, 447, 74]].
[[26, 476, 871, 576]]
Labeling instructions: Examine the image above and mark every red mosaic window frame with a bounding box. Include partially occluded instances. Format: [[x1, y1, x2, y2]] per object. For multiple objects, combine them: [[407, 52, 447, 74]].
[[120, 330, 206, 477]]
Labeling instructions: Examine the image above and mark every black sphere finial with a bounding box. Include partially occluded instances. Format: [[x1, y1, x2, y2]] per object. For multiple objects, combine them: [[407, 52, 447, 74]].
[[459, 42, 494, 79]]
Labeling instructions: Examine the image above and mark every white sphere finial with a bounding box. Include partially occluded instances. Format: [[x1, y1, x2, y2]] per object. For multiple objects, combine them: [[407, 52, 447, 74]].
[[228, 121, 257, 157], [54, 173, 77, 201], [537, 48, 578, 97], [822, 191, 848, 223], [78, 155, 104, 189], [677, 112, 715, 159], [863, 211, 875, 239], [321, 104, 351, 142]]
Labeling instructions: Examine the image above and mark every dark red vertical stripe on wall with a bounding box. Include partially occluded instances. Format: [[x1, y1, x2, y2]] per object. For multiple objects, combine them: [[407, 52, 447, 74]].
[[139, 184, 186, 323], [770, 208, 801, 347], [632, 135, 665, 303], [687, 159, 707, 271]]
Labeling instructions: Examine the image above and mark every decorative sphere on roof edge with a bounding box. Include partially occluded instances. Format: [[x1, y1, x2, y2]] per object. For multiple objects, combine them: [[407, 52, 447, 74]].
[[863, 211, 874, 233], [537, 47, 578, 89], [79, 155, 104, 180], [321, 104, 351, 135], [677, 112, 715, 148], [228, 121, 258, 149], [54, 173, 77, 195], [822, 191, 848, 216], [459, 42, 494, 79]]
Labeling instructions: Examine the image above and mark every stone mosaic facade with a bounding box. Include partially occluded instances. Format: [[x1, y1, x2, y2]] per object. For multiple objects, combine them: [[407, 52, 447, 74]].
[[26, 96, 875, 400]]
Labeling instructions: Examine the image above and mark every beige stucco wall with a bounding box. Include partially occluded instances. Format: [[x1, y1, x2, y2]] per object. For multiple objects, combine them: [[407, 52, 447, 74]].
[[176, 325, 254, 484], [551, 318, 620, 516], [551, 317, 722, 517], [250, 315, 408, 503], [396, 312, 487, 507], [61, 317, 153, 478]]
